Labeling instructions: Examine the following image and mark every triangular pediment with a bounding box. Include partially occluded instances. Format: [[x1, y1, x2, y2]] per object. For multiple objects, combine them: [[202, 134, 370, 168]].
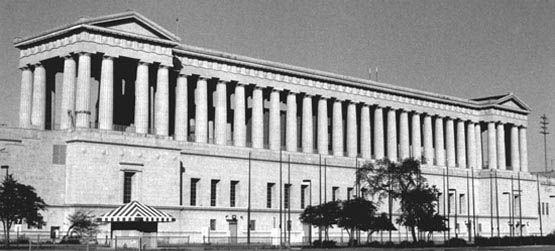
[[500, 99, 523, 109], [83, 11, 181, 42], [472, 93, 531, 112]]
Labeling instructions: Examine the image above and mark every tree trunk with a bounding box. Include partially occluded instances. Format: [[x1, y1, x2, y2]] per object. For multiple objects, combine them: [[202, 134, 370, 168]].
[[5, 222, 11, 248], [411, 226, 417, 243]]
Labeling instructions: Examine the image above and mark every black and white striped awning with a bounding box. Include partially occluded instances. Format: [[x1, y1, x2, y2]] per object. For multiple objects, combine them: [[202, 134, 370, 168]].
[[98, 201, 176, 222]]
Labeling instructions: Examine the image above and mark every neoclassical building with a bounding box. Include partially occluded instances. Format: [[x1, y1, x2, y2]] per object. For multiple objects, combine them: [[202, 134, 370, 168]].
[[1, 11, 554, 243]]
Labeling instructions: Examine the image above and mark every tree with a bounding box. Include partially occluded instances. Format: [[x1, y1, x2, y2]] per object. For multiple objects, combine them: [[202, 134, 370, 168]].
[[65, 211, 100, 239], [299, 201, 340, 241], [397, 183, 444, 242], [418, 213, 448, 241], [336, 198, 377, 245], [0, 175, 46, 247], [365, 213, 396, 242]]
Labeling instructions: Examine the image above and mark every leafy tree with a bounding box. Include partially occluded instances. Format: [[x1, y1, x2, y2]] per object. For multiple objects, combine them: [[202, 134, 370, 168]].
[[0, 175, 46, 247], [418, 213, 448, 241], [397, 183, 443, 242], [65, 211, 100, 239], [336, 198, 377, 245], [366, 213, 396, 242], [299, 200, 340, 241]]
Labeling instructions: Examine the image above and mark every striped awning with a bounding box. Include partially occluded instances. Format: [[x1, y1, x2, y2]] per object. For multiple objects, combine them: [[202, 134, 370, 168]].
[[98, 201, 176, 222]]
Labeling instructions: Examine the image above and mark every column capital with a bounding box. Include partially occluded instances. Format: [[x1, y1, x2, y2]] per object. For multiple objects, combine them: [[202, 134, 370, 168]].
[[138, 60, 150, 66], [102, 55, 115, 60], [76, 51, 92, 56], [62, 54, 74, 59], [235, 82, 247, 87], [19, 65, 31, 71], [270, 87, 284, 92], [33, 62, 43, 68], [158, 63, 171, 69]]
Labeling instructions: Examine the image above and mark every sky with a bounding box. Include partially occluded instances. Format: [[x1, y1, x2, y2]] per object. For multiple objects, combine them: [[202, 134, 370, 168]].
[[0, 0, 553, 172]]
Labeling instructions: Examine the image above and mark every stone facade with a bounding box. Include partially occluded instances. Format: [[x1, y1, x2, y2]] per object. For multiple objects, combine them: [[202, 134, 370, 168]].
[[1, 11, 554, 242]]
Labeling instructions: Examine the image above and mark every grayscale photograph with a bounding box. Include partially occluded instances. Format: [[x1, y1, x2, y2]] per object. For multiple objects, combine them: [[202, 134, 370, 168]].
[[0, 0, 554, 250]]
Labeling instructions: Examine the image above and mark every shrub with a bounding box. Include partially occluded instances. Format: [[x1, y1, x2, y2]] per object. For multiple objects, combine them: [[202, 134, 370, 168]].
[[445, 237, 467, 247], [398, 240, 412, 247], [312, 239, 336, 248]]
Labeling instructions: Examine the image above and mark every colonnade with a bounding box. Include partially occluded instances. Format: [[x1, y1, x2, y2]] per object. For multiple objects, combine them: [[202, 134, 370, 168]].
[[18, 54, 528, 172]]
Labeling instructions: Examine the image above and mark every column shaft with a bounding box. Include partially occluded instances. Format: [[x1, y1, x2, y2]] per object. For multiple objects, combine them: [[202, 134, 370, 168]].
[[31, 64, 46, 129], [399, 111, 409, 159], [446, 118, 455, 167], [174, 74, 188, 141], [59, 57, 76, 130], [510, 126, 520, 171], [233, 84, 246, 147], [475, 123, 483, 169], [467, 122, 477, 169], [387, 108, 397, 161], [251, 87, 264, 148], [317, 98, 328, 154], [360, 105, 371, 159], [302, 95, 313, 153], [269, 90, 281, 150], [332, 100, 344, 156], [99, 56, 114, 130], [487, 122, 497, 169], [519, 127, 528, 172], [435, 117, 445, 166], [134, 62, 149, 134], [411, 113, 421, 161], [19, 67, 33, 128], [154, 66, 169, 136], [423, 115, 433, 164], [497, 123, 506, 170], [346, 102, 357, 157], [286, 92, 298, 152], [194, 78, 208, 142], [374, 107, 384, 159], [456, 120, 466, 168], [75, 53, 91, 128], [214, 81, 227, 144]]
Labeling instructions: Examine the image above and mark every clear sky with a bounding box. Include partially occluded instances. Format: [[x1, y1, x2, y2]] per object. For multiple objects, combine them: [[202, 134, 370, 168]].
[[0, 0, 553, 172]]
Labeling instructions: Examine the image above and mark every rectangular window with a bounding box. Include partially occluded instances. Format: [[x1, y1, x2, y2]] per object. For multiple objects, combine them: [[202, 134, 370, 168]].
[[123, 172, 134, 203], [284, 184, 291, 209], [210, 219, 216, 231], [361, 188, 367, 198], [52, 145, 66, 164], [190, 178, 200, 206], [230, 181, 239, 207], [478, 223, 482, 232], [210, 180, 219, 207], [301, 185, 308, 209], [542, 202, 545, 215], [547, 202, 549, 215], [332, 186, 339, 201], [448, 193, 454, 214], [267, 183, 274, 208], [459, 194, 465, 214], [347, 187, 353, 200], [249, 220, 256, 231]]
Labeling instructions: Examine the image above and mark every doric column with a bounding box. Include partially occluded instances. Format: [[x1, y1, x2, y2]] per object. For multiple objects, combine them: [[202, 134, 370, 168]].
[[302, 94, 313, 153], [59, 56, 76, 130], [251, 86, 264, 148], [269, 89, 281, 150], [497, 123, 506, 170], [360, 105, 371, 159], [346, 102, 357, 157], [214, 80, 227, 145], [19, 66, 33, 128], [467, 121, 477, 169], [31, 63, 46, 129], [286, 92, 298, 152], [487, 122, 497, 169], [411, 112, 421, 161], [456, 120, 467, 168], [475, 123, 483, 169], [387, 108, 397, 161], [174, 74, 188, 141], [194, 77, 208, 142], [374, 107, 385, 159], [98, 56, 114, 130], [75, 53, 91, 128], [510, 125, 520, 171], [434, 116, 445, 166], [134, 61, 149, 134], [154, 65, 169, 136], [317, 97, 328, 155], [332, 100, 344, 156], [399, 110, 409, 159], [445, 118, 455, 167], [519, 127, 528, 172], [233, 83, 246, 147], [423, 114, 433, 164]]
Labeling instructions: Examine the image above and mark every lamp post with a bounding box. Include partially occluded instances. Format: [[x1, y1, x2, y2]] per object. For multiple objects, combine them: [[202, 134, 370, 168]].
[[449, 188, 458, 238], [302, 179, 312, 245], [1, 165, 8, 177], [502, 192, 512, 237]]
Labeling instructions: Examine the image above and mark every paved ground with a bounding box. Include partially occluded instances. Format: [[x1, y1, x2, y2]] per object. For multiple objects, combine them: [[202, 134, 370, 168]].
[[1, 245, 555, 250]]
